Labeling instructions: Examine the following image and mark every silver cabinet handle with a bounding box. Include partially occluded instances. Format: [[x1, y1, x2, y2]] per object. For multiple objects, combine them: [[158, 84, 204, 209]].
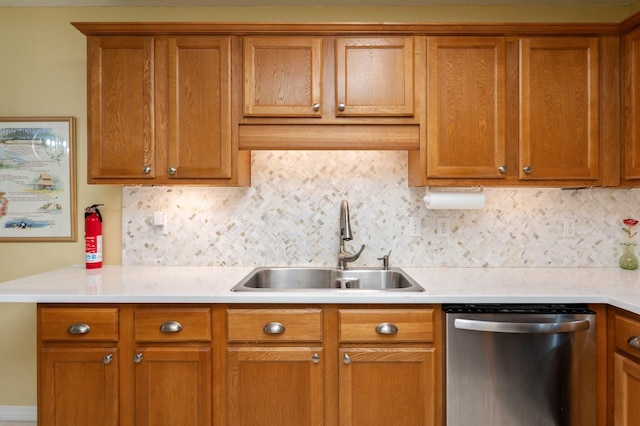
[[375, 322, 398, 335], [167, 167, 177, 175], [312, 103, 320, 112], [103, 354, 113, 364], [343, 354, 351, 364], [263, 322, 286, 334], [498, 165, 507, 173], [454, 318, 590, 334], [338, 103, 346, 111], [312, 353, 320, 364], [143, 166, 151, 174], [134, 353, 143, 363], [160, 320, 182, 333], [523, 166, 532, 174], [628, 336, 640, 349], [67, 323, 90, 335]]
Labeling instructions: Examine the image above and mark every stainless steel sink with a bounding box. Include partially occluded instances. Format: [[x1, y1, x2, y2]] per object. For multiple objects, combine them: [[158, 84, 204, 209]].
[[230, 267, 424, 292]]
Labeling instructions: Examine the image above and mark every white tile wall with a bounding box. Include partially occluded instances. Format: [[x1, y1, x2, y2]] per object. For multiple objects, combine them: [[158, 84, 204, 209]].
[[122, 151, 640, 268]]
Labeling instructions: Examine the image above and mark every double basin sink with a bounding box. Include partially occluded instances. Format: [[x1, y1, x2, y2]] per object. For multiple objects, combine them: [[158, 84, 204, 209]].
[[231, 267, 424, 292]]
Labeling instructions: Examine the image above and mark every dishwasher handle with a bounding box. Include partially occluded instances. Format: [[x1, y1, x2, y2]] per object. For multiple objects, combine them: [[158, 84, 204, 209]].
[[454, 318, 591, 334]]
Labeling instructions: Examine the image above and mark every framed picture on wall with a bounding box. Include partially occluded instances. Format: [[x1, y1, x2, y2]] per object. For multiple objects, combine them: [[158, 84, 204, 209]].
[[0, 117, 77, 242]]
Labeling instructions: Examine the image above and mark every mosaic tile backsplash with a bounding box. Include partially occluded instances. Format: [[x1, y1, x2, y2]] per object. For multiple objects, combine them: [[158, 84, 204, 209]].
[[123, 151, 640, 268]]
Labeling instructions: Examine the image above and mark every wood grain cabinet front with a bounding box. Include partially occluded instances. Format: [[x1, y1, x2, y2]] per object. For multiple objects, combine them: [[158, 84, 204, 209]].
[[609, 308, 640, 426], [78, 29, 247, 185]]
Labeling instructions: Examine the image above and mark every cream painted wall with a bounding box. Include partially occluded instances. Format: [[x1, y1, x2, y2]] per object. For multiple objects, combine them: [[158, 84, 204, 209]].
[[0, 3, 636, 409]]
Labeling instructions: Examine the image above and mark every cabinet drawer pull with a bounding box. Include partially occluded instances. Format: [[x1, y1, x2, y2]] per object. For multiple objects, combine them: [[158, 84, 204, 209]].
[[312, 103, 320, 112], [338, 103, 346, 111], [263, 322, 286, 334], [134, 353, 144, 363], [167, 167, 177, 175], [343, 354, 351, 364], [498, 165, 507, 173], [628, 336, 640, 349], [143, 166, 152, 174], [160, 320, 183, 333], [312, 353, 320, 364], [66, 323, 91, 335], [103, 354, 113, 364], [375, 322, 398, 335], [523, 166, 532, 174]]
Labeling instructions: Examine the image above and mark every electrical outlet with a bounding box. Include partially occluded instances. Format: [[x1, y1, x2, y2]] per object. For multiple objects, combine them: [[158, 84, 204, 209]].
[[437, 218, 450, 238], [563, 217, 576, 238], [409, 217, 421, 237], [154, 211, 169, 236]]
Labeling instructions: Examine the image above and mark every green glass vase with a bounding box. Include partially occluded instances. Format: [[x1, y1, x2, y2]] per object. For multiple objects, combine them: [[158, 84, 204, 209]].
[[620, 243, 639, 270]]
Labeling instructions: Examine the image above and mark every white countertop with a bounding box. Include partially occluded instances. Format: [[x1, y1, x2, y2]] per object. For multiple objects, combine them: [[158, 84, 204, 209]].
[[1, 265, 640, 314]]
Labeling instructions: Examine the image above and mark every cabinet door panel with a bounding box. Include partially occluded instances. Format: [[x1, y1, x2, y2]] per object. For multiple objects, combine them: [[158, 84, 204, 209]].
[[614, 353, 640, 426], [134, 346, 211, 426], [426, 36, 506, 178], [167, 36, 232, 179], [40, 348, 119, 426], [339, 348, 436, 426], [336, 37, 414, 117], [227, 347, 323, 426], [519, 37, 599, 180], [244, 36, 323, 117], [623, 28, 640, 180], [88, 36, 155, 180]]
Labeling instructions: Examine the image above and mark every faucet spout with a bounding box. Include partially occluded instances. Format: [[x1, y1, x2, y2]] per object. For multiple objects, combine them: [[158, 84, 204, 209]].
[[338, 200, 365, 269]]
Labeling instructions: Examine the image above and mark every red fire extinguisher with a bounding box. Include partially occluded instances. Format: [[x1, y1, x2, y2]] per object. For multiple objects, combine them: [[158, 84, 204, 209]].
[[85, 204, 103, 269]]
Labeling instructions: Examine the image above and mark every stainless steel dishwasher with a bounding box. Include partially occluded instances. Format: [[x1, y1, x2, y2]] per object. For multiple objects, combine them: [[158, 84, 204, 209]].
[[444, 304, 596, 426]]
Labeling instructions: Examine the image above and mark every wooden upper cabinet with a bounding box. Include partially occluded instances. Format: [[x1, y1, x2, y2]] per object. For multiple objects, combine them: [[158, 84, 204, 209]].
[[243, 36, 323, 117], [425, 36, 506, 179], [519, 37, 600, 181], [86, 33, 241, 185], [88, 36, 155, 180], [335, 37, 414, 117], [623, 27, 640, 182], [242, 35, 414, 119], [165, 36, 232, 179]]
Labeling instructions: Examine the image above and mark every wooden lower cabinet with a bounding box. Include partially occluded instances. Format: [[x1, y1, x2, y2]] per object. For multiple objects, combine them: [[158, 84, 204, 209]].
[[610, 307, 640, 426], [40, 347, 119, 426], [227, 347, 324, 426], [39, 303, 440, 426], [134, 346, 212, 426], [339, 348, 436, 426]]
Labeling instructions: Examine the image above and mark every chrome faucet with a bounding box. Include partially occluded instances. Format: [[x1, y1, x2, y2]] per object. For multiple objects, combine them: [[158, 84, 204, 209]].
[[338, 200, 365, 269]]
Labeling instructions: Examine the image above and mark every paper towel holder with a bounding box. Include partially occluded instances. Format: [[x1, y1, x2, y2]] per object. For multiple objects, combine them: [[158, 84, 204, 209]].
[[423, 186, 486, 210]]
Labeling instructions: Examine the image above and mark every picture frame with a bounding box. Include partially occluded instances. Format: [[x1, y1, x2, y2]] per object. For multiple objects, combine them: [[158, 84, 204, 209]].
[[0, 117, 77, 242]]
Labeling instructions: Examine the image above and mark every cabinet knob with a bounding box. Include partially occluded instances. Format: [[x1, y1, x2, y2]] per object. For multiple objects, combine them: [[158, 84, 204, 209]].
[[103, 354, 113, 364], [375, 322, 398, 335], [66, 322, 90, 335], [312, 353, 320, 364], [160, 320, 182, 333], [343, 354, 351, 364], [263, 322, 286, 334], [134, 353, 144, 364], [167, 167, 177, 175], [143, 166, 152, 174], [628, 336, 640, 349], [522, 166, 532, 174], [338, 103, 346, 112], [312, 103, 320, 112], [498, 165, 507, 173]]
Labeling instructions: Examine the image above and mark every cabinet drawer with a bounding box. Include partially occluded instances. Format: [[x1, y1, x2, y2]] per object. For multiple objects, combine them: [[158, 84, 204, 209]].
[[339, 309, 434, 343], [227, 308, 322, 342], [614, 313, 640, 359], [135, 308, 211, 342], [40, 307, 119, 341]]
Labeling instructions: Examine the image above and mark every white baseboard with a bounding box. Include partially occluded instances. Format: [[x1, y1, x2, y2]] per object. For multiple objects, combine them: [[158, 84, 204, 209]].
[[0, 406, 36, 422]]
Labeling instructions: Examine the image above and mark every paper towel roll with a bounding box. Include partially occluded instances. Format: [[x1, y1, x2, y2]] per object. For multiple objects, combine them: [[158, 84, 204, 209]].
[[423, 190, 485, 209]]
